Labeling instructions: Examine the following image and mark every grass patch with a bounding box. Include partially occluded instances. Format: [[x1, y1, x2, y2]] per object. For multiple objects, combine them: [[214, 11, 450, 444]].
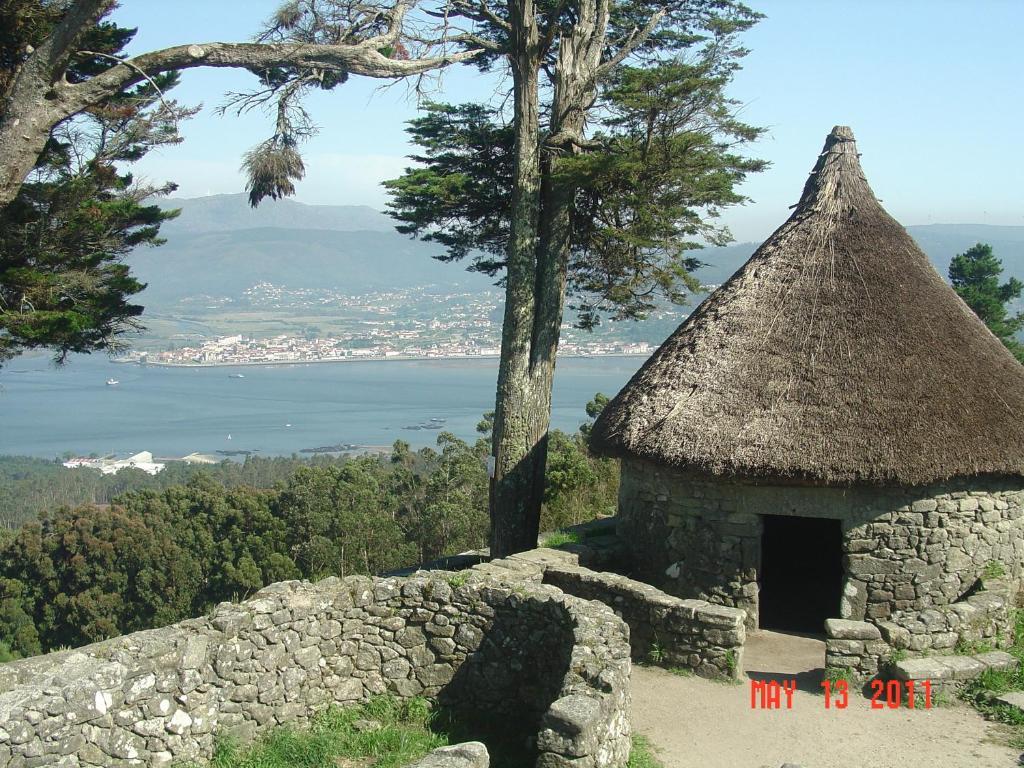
[[445, 572, 469, 589], [645, 637, 666, 666], [627, 735, 664, 768], [203, 696, 446, 768], [724, 649, 738, 678], [823, 666, 856, 686], [960, 608, 1024, 747], [542, 530, 582, 548], [955, 636, 993, 656], [983, 560, 1007, 580], [887, 647, 907, 666]]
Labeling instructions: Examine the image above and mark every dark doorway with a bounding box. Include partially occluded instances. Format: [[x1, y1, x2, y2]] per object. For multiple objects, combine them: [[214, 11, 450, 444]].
[[758, 515, 843, 634]]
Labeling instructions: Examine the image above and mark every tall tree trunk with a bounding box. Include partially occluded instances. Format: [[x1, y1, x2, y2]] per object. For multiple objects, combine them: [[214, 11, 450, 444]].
[[488, 0, 606, 557], [488, 0, 545, 557], [0, 101, 54, 207]]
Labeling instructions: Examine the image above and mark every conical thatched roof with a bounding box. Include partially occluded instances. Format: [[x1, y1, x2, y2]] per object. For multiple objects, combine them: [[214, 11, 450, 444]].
[[591, 126, 1024, 485]]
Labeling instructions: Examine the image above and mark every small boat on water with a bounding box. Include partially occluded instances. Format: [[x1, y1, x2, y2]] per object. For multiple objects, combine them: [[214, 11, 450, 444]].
[[229, 373, 245, 378], [106, 378, 119, 386]]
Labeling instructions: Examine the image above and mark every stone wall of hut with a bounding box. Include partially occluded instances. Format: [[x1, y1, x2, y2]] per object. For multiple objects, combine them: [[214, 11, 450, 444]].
[[618, 458, 1024, 636]]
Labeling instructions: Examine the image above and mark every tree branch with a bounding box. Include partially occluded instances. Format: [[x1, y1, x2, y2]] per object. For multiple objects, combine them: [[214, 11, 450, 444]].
[[595, 7, 666, 79], [452, 0, 511, 32], [61, 40, 483, 115], [76, 50, 176, 114]]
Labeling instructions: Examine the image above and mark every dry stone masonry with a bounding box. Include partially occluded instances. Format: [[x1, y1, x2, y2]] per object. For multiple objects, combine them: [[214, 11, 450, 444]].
[[618, 459, 1024, 646], [825, 578, 1016, 680], [543, 563, 745, 680], [0, 572, 632, 768], [464, 545, 746, 680]]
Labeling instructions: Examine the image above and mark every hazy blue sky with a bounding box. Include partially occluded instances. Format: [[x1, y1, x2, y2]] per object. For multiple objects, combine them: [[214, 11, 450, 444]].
[[113, 0, 1023, 243]]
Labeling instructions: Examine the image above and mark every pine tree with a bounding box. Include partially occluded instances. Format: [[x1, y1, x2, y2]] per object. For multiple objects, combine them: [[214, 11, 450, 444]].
[[386, 1, 765, 554], [949, 242, 1024, 362]]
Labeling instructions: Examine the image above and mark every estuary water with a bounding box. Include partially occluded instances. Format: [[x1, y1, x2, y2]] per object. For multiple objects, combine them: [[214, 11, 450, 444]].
[[0, 353, 644, 459]]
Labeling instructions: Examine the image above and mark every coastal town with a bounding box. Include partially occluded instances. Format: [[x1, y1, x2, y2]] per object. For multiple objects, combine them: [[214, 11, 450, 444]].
[[127, 282, 673, 366], [133, 332, 653, 366]]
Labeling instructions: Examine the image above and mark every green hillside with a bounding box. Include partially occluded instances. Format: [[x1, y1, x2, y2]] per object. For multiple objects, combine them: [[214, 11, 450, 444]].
[[132, 194, 1024, 324]]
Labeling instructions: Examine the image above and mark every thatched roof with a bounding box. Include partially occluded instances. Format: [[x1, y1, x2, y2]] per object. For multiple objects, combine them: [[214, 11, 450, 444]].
[[591, 126, 1024, 485]]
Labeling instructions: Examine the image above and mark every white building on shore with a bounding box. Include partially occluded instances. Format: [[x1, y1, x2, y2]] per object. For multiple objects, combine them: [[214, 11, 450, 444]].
[[63, 451, 166, 475]]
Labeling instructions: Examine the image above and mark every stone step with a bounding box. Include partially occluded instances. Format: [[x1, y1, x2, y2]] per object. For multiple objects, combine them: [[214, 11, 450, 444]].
[[892, 650, 1017, 682], [996, 691, 1024, 713], [974, 650, 1018, 673]]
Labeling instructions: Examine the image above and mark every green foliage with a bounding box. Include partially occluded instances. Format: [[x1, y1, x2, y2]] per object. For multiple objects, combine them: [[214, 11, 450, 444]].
[[540, 393, 620, 530], [724, 649, 738, 677], [949, 243, 1024, 361], [0, 641, 18, 663], [960, 609, 1024, 747], [202, 696, 445, 768], [0, 6, 194, 364], [646, 636, 665, 665], [627, 735, 665, 768], [0, 446, 473, 654], [887, 648, 907, 665], [0, 397, 621, 656], [823, 666, 855, 686], [445, 572, 470, 589], [983, 560, 1007, 580], [563, 59, 767, 328], [385, 102, 513, 271], [541, 530, 583, 548], [385, 44, 765, 330]]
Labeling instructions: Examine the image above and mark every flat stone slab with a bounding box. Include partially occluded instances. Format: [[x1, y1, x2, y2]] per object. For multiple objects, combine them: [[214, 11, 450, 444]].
[[975, 651, 1018, 672], [892, 658, 957, 681], [894, 652, 1016, 683], [996, 692, 1024, 714], [825, 619, 881, 640], [510, 548, 580, 568], [940, 656, 987, 680]]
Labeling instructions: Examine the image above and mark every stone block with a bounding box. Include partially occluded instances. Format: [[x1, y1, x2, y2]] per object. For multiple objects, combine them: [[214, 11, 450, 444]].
[[891, 658, 955, 682], [938, 656, 985, 680], [840, 580, 867, 619], [825, 619, 880, 640], [826, 639, 864, 656], [406, 742, 489, 768], [975, 651, 1018, 672]]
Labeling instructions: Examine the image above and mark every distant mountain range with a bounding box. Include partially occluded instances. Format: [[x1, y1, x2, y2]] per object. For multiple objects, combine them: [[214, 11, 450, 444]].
[[133, 193, 1024, 308], [133, 194, 493, 305], [689, 223, 1024, 288]]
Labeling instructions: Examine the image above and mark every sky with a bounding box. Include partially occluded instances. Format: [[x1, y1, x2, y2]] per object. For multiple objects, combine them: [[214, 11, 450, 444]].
[[112, 0, 1024, 243]]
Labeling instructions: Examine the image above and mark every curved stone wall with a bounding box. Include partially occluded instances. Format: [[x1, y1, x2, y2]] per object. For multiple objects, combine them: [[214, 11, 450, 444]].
[[617, 458, 1024, 630], [0, 574, 631, 768]]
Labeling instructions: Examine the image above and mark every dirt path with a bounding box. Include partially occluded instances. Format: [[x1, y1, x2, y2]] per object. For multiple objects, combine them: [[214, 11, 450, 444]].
[[631, 631, 1020, 768]]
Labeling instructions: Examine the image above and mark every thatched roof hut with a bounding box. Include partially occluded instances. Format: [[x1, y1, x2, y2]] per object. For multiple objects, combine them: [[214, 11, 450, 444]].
[[591, 125, 1024, 485]]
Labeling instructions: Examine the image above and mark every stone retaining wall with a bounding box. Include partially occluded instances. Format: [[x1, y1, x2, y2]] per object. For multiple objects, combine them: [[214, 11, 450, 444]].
[[618, 458, 1024, 631], [0, 573, 632, 768], [877, 579, 1013, 653], [543, 564, 745, 680], [825, 579, 1016, 680], [448, 546, 745, 681]]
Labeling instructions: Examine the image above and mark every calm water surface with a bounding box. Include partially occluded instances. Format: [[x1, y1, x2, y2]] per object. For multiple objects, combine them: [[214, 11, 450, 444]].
[[0, 354, 643, 459]]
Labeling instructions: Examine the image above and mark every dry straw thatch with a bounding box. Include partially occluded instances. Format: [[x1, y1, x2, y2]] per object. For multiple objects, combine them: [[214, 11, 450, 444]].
[[591, 126, 1024, 485]]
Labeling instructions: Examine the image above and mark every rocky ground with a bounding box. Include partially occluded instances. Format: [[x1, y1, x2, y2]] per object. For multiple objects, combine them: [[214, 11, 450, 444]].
[[631, 630, 1020, 768]]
